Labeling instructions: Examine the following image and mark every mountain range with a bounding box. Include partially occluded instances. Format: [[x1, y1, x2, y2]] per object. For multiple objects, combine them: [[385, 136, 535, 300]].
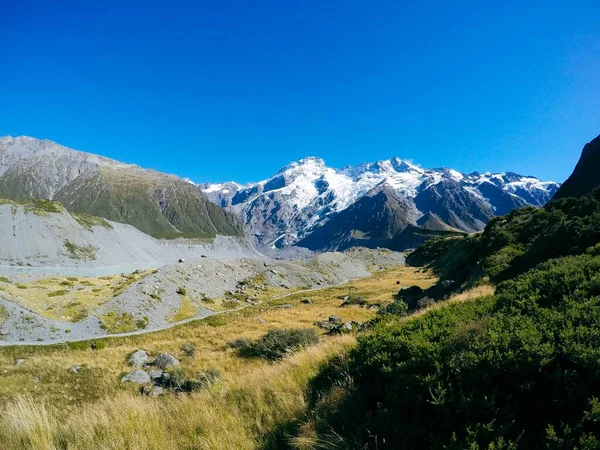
[[201, 157, 560, 251], [0, 136, 562, 251]]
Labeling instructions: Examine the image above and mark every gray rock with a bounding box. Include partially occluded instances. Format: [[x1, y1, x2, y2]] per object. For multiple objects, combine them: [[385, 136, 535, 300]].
[[142, 384, 165, 397], [329, 315, 342, 324], [341, 322, 353, 332], [258, 317, 266, 324], [274, 304, 293, 309], [178, 258, 186, 263], [128, 349, 150, 367], [14, 358, 26, 366], [317, 321, 334, 330], [301, 298, 313, 304], [154, 353, 180, 370], [121, 370, 151, 384], [69, 365, 83, 374], [33, 376, 40, 383], [148, 370, 163, 380]]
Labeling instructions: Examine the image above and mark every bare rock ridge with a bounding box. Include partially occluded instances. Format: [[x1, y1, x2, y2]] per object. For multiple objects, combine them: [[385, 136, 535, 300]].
[[0, 136, 242, 239], [201, 156, 560, 251], [553, 133, 600, 200]]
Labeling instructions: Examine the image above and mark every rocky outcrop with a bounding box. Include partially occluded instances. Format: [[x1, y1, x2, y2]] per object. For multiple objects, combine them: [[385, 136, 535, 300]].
[[554, 134, 600, 200]]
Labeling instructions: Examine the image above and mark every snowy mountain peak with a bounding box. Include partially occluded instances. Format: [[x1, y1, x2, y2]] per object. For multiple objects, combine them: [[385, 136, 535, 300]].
[[276, 156, 326, 175], [202, 155, 560, 249]]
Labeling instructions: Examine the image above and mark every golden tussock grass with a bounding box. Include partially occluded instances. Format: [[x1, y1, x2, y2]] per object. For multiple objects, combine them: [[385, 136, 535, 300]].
[[0, 265, 438, 449], [0, 336, 355, 450]]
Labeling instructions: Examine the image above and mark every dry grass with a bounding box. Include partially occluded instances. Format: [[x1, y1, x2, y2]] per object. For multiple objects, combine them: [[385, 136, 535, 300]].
[[0, 265, 438, 449], [0, 271, 153, 322], [168, 296, 199, 322], [0, 337, 355, 450]]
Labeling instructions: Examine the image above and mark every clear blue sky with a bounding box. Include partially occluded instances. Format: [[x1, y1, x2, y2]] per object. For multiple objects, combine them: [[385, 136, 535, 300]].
[[1, 1, 598, 183]]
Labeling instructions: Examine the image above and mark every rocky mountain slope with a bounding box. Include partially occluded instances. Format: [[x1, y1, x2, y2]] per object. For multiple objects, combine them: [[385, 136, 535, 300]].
[[0, 136, 243, 239], [0, 248, 403, 344], [554, 133, 600, 200], [0, 199, 257, 272], [201, 157, 560, 250]]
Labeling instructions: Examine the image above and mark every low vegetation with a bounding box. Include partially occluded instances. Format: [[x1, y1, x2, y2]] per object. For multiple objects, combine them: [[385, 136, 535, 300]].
[[236, 328, 320, 361], [70, 212, 113, 230], [168, 296, 198, 322], [63, 240, 97, 260], [99, 311, 148, 334]]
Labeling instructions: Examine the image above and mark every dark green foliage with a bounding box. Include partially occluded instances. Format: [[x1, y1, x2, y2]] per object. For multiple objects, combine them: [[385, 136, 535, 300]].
[[408, 192, 600, 291], [237, 328, 320, 361], [302, 255, 600, 449], [379, 299, 408, 316], [160, 367, 221, 393], [176, 286, 187, 296]]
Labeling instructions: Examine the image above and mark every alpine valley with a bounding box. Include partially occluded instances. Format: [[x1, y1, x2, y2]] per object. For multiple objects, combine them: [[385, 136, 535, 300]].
[[201, 156, 560, 251]]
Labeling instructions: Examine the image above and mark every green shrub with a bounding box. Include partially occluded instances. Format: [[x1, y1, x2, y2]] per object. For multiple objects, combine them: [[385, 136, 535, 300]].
[[67, 341, 90, 351], [379, 300, 408, 316], [180, 342, 196, 358], [238, 328, 320, 361], [176, 286, 187, 296], [90, 340, 107, 350], [302, 254, 600, 449], [48, 290, 68, 297]]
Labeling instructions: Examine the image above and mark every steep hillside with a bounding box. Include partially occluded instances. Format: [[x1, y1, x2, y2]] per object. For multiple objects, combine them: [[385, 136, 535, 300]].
[[0, 199, 255, 271], [554, 133, 600, 200], [0, 136, 242, 239], [296, 186, 420, 251], [202, 156, 559, 250]]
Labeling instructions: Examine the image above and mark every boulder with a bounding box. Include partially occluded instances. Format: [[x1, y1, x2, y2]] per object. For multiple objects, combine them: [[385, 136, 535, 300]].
[[128, 350, 150, 367], [121, 370, 151, 384], [329, 315, 342, 324], [341, 322, 353, 332], [154, 353, 181, 370], [14, 358, 26, 366], [258, 318, 267, 324], [69, 365, 83, 374], [274, 304, 293, 309], [142, 385, 165, 397], [178, 258, 186, 263], [148, 370, 163, 380], [317, 321, 334, 330], [301, 299, 313, 305]]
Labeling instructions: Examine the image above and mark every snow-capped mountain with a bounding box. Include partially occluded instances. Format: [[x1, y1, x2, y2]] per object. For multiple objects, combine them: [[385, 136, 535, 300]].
[[201, 156, 560, 250]]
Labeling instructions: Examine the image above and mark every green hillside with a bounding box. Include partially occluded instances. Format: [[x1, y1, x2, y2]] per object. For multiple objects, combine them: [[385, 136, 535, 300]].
[[288, 190, 600, 447]]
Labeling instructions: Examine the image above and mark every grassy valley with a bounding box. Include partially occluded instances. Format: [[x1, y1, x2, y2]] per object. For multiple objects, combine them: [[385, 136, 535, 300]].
[[0, 265, 435, 449]]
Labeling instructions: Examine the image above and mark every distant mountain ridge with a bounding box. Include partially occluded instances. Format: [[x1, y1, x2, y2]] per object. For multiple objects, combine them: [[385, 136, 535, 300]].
[[201, 156, 560, 251], [0, 136, 243, 239]]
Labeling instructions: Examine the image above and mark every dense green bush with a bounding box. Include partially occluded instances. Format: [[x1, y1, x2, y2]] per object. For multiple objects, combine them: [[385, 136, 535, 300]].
[[302, 254, 600, 448], [238, 328, 320, 361]]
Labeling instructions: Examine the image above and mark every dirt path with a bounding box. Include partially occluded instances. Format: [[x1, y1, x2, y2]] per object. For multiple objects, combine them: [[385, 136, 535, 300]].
[[0, 280, 352, 347]]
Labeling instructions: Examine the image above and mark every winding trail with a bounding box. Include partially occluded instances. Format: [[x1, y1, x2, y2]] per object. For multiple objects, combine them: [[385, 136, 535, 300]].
[[0, 280, 354, 347]]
